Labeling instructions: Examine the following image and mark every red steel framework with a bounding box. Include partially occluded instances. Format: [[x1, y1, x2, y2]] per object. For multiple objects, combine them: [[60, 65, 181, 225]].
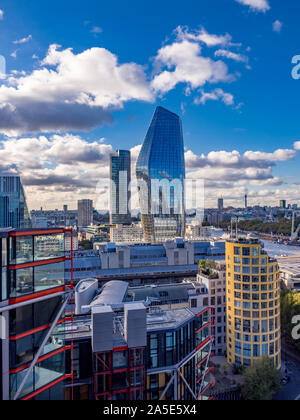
[[7, 228, 74, 401], [93, 347, 146, 400]]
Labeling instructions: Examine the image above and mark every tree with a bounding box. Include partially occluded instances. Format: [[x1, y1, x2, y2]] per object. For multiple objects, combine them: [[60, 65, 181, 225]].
[[242, 356, 281, 400]]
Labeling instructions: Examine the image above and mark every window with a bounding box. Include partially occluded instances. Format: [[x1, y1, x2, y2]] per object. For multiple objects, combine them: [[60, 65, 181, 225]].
[[11, 236, 33, 265], [235, 342, 242, 356], [243, 343, 251, 358], [34, 234, 64, 261], [234, 247, 241, 256], [11, 268, 34, 297], [252, 247, 259, 257], [191, 299, 197, 308], [242, 247, 250, 256], [149, 335, 158, 369], [34, 262, 64, 292]]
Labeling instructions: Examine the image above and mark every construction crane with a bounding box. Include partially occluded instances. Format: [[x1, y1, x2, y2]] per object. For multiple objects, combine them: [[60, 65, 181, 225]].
[[290, 211, 300, 241]]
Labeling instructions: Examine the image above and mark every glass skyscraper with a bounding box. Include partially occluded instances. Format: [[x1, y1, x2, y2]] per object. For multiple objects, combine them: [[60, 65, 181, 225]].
[[136, 107, 186, 243], [0, 176, 31, 229], [110, 150, 131, 225]]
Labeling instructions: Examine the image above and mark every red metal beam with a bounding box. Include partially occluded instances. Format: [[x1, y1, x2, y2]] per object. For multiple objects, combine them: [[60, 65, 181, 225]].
[[9, 286, 66, 305], [10, 229, 65, 237], [10, 346, 72, 374], [21, 374, 72, 400], [9, 257, 67, 270]]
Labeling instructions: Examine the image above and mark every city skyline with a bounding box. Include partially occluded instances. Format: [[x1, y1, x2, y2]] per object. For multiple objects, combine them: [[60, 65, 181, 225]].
[[0, 0, 299, 211]]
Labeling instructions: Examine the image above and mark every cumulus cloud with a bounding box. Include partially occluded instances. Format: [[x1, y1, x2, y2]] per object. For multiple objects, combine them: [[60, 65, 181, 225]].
[[151, 40, 232, 94], [0, 132, 297, 209], [0, 26, 249, 136], [185, 148, 296, 170], [235, 0, 270, 12], [0, 44, 153, 136], [0, 10, 4, 20]]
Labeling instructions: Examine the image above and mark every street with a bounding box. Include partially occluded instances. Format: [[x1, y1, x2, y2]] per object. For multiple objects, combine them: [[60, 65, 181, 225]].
[[274, 351, 300, 400]]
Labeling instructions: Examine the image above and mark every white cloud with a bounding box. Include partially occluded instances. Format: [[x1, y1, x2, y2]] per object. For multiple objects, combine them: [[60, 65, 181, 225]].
[[235, 0, 270, 12], [0, 44, 154, 136], [244, 149, 296, 162], [151, 40, 232, 94], [0, 10, 4, 20], [294, 141, 300, 150], [0, 133, 297, 210], [13, 34, 32, 44], [10, 50, 18, 59], [0, 26, 247, 136], [185, 148, 296, 170], [194, 88, 234, 106], [175, 26, 233, 47], [272, 20, 283, 33], [215, 49, 249, 64]]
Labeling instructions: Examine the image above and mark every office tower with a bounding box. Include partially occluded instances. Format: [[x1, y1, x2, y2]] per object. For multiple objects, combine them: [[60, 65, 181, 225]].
[[0, 227, 73, 400], [63, 205, 68, 213], [78, 200, 93, 228], [218, 198, 224, 212], [109, 150, 131, 225], [136, 107, 186, 243], [226, 237, 281, 369], [245, 194, 248, 209], [280, 200, 286, 209], [0, 176, 31, 229]]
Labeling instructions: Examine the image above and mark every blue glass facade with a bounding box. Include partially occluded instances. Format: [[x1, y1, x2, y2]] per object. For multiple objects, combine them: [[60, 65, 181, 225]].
[[110, 150, 131, 225], [0, 176, 31, 229], [136, 107, 186, 243]]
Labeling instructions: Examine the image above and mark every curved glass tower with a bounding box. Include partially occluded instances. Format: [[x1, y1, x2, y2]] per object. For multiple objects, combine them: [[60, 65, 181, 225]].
[[136, 107, 186, 243]]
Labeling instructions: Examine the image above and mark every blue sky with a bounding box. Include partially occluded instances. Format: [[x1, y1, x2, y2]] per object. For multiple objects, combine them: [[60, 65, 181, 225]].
[[0, 0, 299, 210]]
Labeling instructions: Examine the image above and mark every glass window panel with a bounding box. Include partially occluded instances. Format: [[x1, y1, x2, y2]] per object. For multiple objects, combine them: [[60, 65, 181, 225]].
[[34, 234, 64, 261], [34, 262, 64, 292]]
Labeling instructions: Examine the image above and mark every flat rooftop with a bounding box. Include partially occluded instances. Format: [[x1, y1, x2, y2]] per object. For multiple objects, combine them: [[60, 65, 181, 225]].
[[65, 306, 197, 342]]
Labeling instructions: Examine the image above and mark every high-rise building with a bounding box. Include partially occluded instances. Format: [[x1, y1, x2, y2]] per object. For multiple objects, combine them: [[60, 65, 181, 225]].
[[226, 236, 281, 369], [0, 176, 31, 229], [109, 150, 131, 225], [136, 107, 186, 243], [218, 198, 224, 212], [280, 200, 286, 209], [0, 227, 73, 400], [78, 200, 93, 228]]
